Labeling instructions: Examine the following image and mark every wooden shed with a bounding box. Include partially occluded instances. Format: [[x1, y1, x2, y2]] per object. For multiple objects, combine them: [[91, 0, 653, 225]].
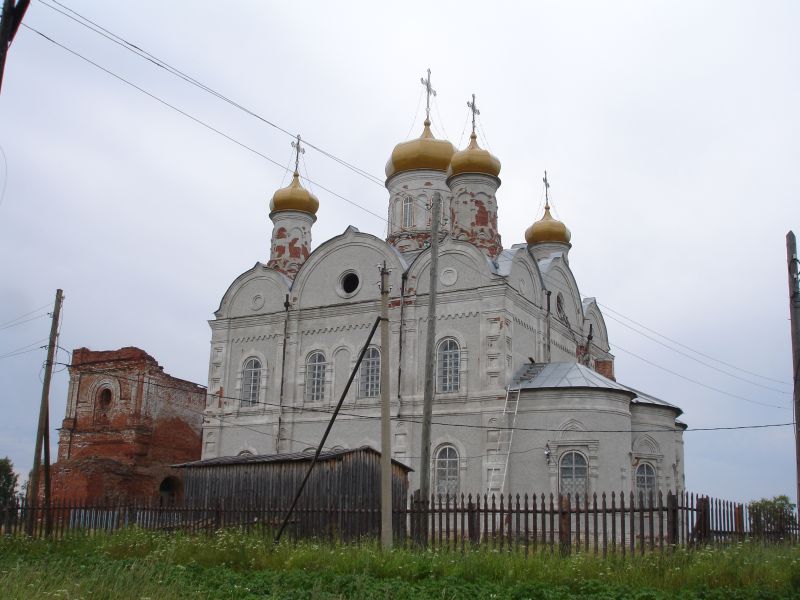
[[175, 446, 411, 539]]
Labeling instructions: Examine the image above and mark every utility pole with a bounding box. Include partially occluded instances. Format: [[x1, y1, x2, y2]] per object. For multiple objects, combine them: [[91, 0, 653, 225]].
[[27, 288, 62, 536], [419, 191, 441, 510], [0, 0, 30, 94], [379, 261, 392, 550], [787, 232, 800, 507]]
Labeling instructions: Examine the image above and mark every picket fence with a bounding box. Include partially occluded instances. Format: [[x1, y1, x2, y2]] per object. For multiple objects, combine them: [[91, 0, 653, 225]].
[[3, 490, 796, 555]]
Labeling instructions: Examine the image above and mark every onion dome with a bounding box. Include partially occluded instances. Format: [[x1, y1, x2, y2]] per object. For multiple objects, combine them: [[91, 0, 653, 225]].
[[385, 119, 455, 179], [270, 172, 319, 215], [525, 204, 571, 244], [447, 132, 501, 178]]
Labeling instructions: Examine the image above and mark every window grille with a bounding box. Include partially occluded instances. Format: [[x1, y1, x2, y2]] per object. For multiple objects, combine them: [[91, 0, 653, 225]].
[[437, 338, 460, 393], [434, 445, 459, 496], [635, 462, 657, 501], [305, 351, 326, 403], [359, 347, 380, 397], [241, 358, 262, 407], [402, 196, 414, 228], [559, 451, 588, 497]]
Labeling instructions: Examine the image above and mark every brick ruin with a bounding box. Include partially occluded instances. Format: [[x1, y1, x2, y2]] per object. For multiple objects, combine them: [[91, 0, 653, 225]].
[[51, 347, 206, 503]]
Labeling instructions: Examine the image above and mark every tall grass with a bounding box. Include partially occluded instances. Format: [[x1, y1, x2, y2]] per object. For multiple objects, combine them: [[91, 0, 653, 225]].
[[2, 529, 799, 599]]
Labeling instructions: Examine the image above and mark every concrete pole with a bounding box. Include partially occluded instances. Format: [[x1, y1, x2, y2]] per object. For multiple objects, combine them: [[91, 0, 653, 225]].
[[27, 288, 62, 536], [786, 232, 800, 507], [380, 261, 392, 550], [419, 192, 441, 510]]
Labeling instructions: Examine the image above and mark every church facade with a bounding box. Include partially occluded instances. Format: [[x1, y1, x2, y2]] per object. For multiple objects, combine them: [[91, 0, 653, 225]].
[[201, 104, 686, 499]]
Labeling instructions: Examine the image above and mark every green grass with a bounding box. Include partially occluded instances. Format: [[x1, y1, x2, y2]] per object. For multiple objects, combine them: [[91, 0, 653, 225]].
[[2, 529, 799, 599]]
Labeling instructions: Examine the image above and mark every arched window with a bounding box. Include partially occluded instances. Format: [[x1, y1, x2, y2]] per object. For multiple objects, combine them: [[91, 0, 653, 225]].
[[434, 445, 459, 496], [559, 451, 588, 497], [241, 357, 262, 407], [437, 338, 460, 393], [305, 351, 326, 403], [402, 196, 414, 228], [635, 463, 656, 500], [98, 388, 112, 408], [359, 347, 380, 398]]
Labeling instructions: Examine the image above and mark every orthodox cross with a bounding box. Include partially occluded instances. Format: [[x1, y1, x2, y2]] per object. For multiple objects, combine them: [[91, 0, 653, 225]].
[[420, 68, 436, 121], [543, 170, 551, 209], [291, 134, 305, 174], [467, 93, 480, 135]]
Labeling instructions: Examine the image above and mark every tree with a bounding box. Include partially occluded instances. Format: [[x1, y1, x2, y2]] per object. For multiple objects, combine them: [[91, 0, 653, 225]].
[[749, 495, 797, 539], [0, 456, 18, 506]]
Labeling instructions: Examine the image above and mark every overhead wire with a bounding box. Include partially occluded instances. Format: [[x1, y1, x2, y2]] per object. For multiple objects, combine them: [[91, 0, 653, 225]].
[[37, 0, 386, 187], [56, 362, 794, 435], [0, 301, 52, 328], [21, 23, 387, 223], [601, 310, 789, 394], [0, 312, 49, 331], [20, 12, 790, 415], [537, 270, 791, 409], [598, 301, 789, 385]]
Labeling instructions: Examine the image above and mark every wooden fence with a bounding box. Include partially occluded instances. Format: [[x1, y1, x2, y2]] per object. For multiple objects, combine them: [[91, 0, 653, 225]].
[[3, 490, 797, 554]]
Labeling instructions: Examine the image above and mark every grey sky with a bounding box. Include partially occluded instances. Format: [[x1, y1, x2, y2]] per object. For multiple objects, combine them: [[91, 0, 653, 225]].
[[0, 0, 797, 503]]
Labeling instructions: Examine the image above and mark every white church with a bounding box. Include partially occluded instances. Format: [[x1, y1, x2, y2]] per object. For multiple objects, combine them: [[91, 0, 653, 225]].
[[201, 90, 686, 499]]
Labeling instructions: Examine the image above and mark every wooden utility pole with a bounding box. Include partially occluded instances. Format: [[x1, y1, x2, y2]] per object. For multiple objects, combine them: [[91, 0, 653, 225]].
[[379, 261, 392, 550], [27, 288, 62, 536], [419, 191, 441, 511], [0, 0, 30, 94], [786, 232, 800, 507]]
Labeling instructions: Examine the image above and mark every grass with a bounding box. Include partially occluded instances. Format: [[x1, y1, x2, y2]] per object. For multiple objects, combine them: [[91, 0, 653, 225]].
[[2, 529, 800, 599]]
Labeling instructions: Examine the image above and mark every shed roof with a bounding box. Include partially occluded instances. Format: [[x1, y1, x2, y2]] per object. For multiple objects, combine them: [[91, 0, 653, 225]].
[[174, 445, 413, 471]]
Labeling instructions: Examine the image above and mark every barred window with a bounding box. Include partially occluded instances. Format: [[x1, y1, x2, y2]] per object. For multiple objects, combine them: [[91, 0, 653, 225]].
[[241, 358, 262, 407], [635, 463, 656, 500], [402, 196, 414, 228], [437, 338, 460, 393], [559, 451, 588, 497], [305, 351, 326, 403], [434, 445, 459, 497], [359, 347, 380, 398]]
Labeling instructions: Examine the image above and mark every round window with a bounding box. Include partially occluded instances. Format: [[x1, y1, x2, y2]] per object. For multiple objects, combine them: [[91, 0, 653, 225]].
[[341, 271, 360, 295]]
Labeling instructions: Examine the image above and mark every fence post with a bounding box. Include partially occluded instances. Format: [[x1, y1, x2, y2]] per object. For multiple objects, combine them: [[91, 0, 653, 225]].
[[694, 496, 710, 546], [666, 491, 679, 549], [559, 494, 571, 557], [467, 497, 479, 547]]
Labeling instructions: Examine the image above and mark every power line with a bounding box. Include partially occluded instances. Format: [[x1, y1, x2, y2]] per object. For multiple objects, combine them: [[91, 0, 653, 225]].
[[0, 312, 49, 331], [55, 362, 794, 435], [611, 343, 789, 410], [21, 23, 387, 223], [20, 19, 788, 416], [539, 271, 792, 406], [602, 310, 790, 394], [0, 301, 52, 328], [30, 2, 789, 398], [36, 0, 386, 187], [598, 301, 789, 385]]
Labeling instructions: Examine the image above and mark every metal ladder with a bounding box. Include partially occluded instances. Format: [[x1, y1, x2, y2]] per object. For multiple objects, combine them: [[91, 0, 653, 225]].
[[487, 386, 521, 495]]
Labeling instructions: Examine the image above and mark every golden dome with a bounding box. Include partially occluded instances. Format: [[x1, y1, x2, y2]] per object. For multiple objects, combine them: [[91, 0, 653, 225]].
[[525, 205, 571, 244], [385, 119, 455, 179], [270, 172, 319, 215], [447, 132, 501, 178]]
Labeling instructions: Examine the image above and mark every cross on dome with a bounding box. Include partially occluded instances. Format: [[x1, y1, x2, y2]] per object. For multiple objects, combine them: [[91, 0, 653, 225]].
[[420, 68, 436, 122], [543, 170, 551, 209], [467, 93, 480, 135], [291, 134, 305, 175]]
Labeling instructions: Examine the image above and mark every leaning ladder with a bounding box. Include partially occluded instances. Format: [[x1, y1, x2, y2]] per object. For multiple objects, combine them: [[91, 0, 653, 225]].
[[487, 386, 521, 495]]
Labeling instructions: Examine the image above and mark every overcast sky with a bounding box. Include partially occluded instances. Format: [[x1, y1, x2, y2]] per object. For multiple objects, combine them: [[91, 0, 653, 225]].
[[0, 0, 797, 503]]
